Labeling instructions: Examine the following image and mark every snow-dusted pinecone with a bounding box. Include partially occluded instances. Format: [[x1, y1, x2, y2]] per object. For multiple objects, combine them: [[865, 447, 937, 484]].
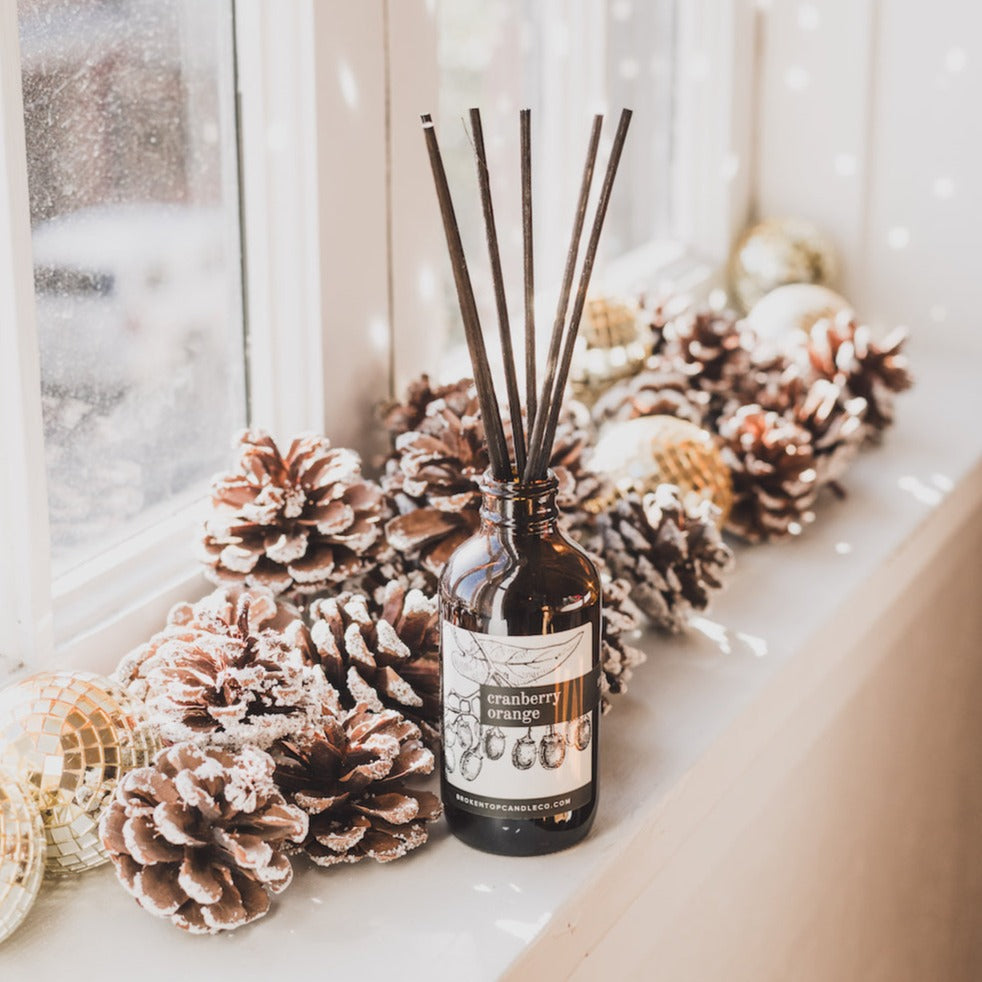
[[589, 485, 734, 631], [307, 584, 440, 744], [100, 742, 307, 934], [383, 376, 600, 580], [806, 314, 912, 435], [597, 571, 646, 709], [591, 355, 709, 427], [117, 591, 333, 750], [201, 430, 385, 599], [271, 704, 441, 867], [718, 404, 819, 541], [664, 308, 752, 417]]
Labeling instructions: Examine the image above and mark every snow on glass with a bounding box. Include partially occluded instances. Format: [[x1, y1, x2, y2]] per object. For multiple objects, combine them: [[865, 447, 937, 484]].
[[17, 0, 246, 572]]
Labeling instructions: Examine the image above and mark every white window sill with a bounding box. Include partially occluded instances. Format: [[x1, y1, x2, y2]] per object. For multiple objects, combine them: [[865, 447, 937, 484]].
[[4, 340, 980, 980]]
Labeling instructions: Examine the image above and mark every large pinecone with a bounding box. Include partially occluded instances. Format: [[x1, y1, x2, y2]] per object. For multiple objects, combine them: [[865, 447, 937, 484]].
[[118, 592, 333, 750], [116, 586, 315, 703], [806, 314, 912, 434], [100, 742, 308, 934], [588, 485, 734, 632], [271, 704, 441, 867], [307, 584, 439, 743], [591, 355, 709, 427], [201, 429, 386, 599], [718, 404, 819, 541], [382, 376, 599, 580]]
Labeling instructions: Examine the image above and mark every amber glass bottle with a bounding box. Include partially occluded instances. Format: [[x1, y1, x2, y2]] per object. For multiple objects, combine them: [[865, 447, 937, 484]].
[[439, 471, 602, 856]]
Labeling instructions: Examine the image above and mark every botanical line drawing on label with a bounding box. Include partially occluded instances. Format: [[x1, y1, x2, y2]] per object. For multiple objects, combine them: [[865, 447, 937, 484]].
[[442, 621, 596, 819]]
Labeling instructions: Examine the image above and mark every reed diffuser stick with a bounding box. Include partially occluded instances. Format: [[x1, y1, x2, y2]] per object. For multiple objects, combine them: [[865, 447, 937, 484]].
[[420, 114, 510, 478], [469, 107, 526, 475], [523, 114, 604, 483], [520, 108, 536, 438], [530, 108, 634, 479]]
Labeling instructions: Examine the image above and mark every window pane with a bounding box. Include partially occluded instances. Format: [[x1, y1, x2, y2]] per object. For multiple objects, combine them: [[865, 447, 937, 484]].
[[17, 0, 246, 574], [437, 0, 676, 346]]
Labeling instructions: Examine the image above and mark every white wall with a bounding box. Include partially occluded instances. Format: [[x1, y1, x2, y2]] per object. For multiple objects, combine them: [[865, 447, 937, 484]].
[[754, 0, 982, 356], [575, 507, 982, 981]]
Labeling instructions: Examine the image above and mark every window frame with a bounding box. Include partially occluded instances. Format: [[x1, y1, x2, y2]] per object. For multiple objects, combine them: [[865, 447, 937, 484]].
[[0, 0, 756, 678]]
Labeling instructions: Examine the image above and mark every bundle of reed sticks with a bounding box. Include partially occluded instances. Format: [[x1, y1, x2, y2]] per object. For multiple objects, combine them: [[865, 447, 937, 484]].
[[421, 106, 633, 484]]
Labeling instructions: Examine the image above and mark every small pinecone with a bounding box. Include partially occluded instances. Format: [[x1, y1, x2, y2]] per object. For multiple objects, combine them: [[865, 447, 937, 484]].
[[639, 288, 693, 355], [383, 376, 600, 579], [597, 571, 646, 710], [100, 742, 308, 934], [789, 378, 866, 486], [380, 375, 476, 440], [119, 594, 333, 750], [307, 584, 440, 743], [271, 704, 441, 867], [665, 308, 752, 416], [382, 384, 486, 579], [738, 370, 868, 488], [591, 355, 709, 426], [718, 405, 819, 541], [201, 429, 385, 599], [590, 485, 734, 632], [806, 314, 913, 434]]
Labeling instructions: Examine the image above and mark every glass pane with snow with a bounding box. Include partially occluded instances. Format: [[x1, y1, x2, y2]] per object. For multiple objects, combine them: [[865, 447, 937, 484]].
[[18, 0, 245, 573]]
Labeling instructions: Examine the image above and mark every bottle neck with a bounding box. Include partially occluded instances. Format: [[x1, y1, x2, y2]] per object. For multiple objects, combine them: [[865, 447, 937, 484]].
[[479, 472, 560, 536]]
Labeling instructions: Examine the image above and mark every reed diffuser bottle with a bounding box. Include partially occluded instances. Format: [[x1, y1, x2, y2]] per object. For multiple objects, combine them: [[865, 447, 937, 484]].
[[421, 105, 632, 855], [440, 472, 602, 855]]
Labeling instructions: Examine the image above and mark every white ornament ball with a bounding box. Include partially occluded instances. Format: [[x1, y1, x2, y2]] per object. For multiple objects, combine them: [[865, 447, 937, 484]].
[[746, 283, 853, 344]]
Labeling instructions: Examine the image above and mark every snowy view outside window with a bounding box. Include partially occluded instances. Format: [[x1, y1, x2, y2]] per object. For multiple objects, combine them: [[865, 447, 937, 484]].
[[17, 0, 246, 573], [437, 0, 676, 349]]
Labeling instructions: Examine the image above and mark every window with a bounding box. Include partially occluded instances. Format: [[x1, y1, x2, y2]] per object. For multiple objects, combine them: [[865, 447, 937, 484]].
[[0, 2, 749, 674], [434, 0, 678, 354], [18, 0, 245, 575]]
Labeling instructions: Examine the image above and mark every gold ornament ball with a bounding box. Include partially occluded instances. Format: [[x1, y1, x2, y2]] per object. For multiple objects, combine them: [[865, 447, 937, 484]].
[[571, 296, 648, 406], [0, 671, 160, 875], [746, 283, 853, 345], [590, 415, 733, 527], [729, 218, 838, 314], [0, 773, 45, 944]]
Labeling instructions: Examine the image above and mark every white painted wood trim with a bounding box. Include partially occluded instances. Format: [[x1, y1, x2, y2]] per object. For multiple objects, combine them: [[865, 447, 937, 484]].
[[235, 0, 327, 441], [0, 1, 53, 675], [308, 0, 392, 459], [673, 0, 758, 262]]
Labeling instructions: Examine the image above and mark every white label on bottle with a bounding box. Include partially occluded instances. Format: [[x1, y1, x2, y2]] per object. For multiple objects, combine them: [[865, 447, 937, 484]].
[[441, 621, 598, 820]]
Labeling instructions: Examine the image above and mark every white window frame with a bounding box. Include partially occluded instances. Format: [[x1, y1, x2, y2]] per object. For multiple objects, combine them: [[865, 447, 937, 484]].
[[0, 0, 756, 678]]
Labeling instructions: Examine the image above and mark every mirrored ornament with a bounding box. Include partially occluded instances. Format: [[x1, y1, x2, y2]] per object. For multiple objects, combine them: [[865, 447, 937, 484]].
[[571, 296, 649, 406], [0, 671, 160, 874], [590, 415, 733, 527], [0, 773, 45, 944], [728, 218, 838, 314]]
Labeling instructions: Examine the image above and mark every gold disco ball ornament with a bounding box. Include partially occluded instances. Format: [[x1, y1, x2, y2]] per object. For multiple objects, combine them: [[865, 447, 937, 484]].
[[0, 671, 160, 875], [728, 218, 838, 314], [0, 773, 45, 944], [590, 415, 732, 527], [571, 296, 648, 406]]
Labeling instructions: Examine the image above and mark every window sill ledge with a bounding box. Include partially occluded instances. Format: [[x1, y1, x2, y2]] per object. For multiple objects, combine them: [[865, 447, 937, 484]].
[[4, 342, 980, 980]]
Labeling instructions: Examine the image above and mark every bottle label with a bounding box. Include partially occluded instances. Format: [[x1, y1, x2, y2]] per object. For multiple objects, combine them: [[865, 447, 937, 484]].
[[441, 621, 598, 820]]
